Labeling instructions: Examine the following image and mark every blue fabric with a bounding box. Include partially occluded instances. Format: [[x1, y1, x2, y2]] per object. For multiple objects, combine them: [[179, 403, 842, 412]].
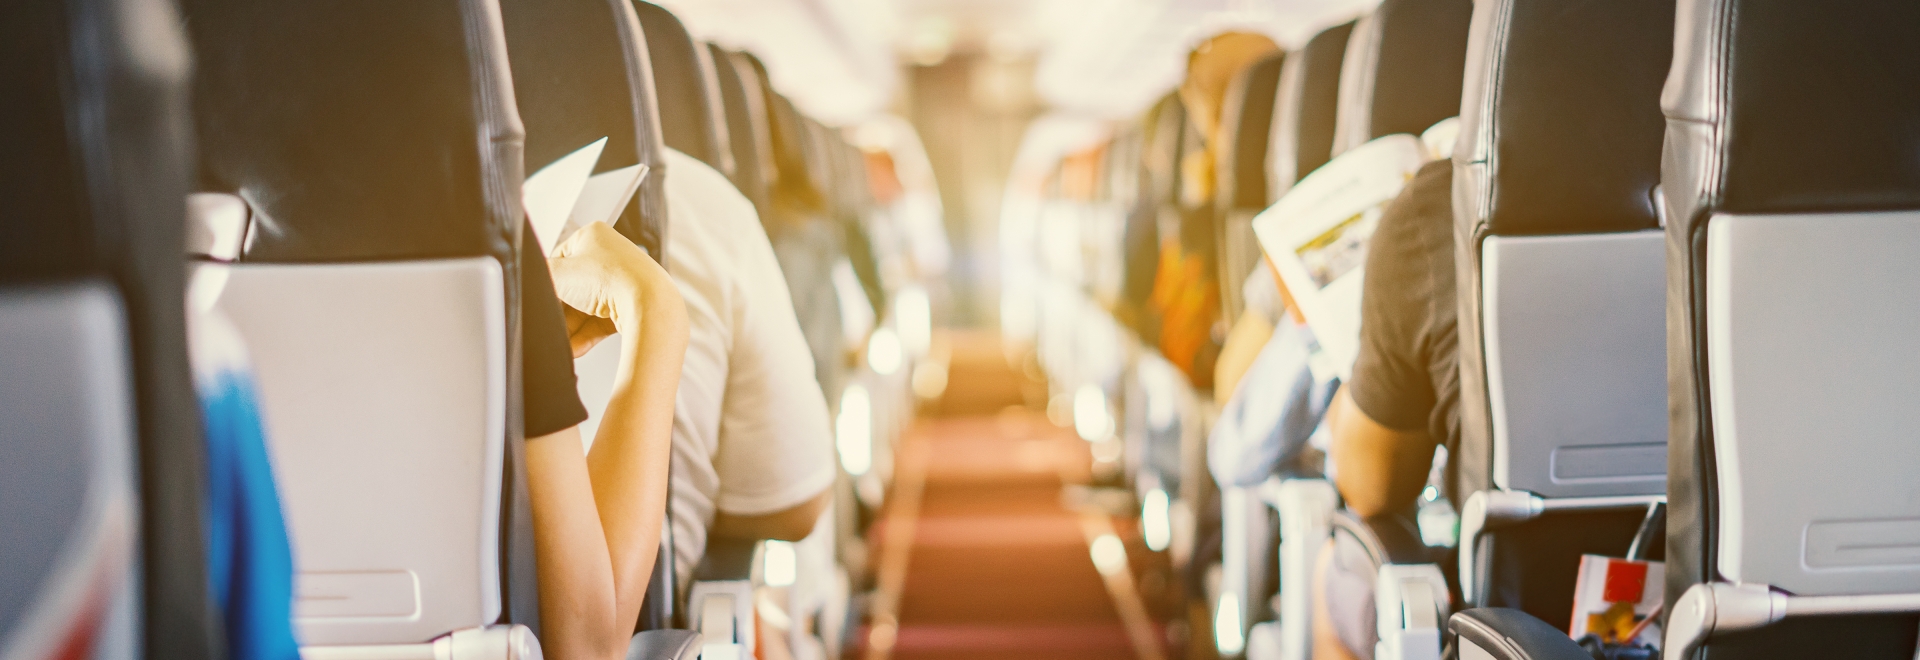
[[1208, 313, 1339, 487], [199, 371, 301, 660]]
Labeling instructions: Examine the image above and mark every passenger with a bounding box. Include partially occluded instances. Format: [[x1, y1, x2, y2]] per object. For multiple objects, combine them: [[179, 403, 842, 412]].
[[185, 276, 299, 660], [524, 221, 688, 660], [1206, 267, 1336, 488], [763, 98, 852, 397], [658, 147, 837, 588], [1153, 31, 1280, 389], [1309, 160, 1457, 660]]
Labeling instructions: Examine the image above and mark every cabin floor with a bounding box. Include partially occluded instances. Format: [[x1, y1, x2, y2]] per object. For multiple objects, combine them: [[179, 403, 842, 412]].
[[853, 333, 1198, 660]]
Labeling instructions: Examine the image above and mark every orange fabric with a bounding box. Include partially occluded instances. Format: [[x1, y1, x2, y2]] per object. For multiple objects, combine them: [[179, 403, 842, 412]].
[[1149, 239, 1218, 384]]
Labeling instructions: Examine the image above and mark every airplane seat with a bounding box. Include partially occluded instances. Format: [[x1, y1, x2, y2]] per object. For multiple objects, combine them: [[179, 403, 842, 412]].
[[634, 1, 733, 179], [1210, 51, 1287, 658], [1653, 0, 1920, 657], [724, 51, 784, 224], [495, 0, 693, 644], [1267, 21, 1354, 203], [181, 0, 542, 654], [1227, 24, 1394, 646], [712, 44, 773, 218], [502, 0, 669, 263], [818, 122, 886, 326], [1293, 1, 1474, 658], [1453, 1, 1920, 658], [1213, 51, 1286, 322], [0, 0, 208, 656], [1239, 24, 1352, 660], [1448, 0, 1676, 627], [1329, 0, 1472, 157]]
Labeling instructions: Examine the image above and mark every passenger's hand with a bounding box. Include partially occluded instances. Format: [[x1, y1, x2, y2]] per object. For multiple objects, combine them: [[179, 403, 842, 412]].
[[547, 222, 676, 355], [561, 306, 617, 358]]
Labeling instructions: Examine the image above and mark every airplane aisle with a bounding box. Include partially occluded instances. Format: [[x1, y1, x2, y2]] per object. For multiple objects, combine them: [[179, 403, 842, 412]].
[[856, 333, 1181, 660]]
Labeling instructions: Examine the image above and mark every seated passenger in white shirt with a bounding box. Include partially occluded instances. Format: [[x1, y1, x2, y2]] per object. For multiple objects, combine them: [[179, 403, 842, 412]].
[[660, 148, 837, 585]]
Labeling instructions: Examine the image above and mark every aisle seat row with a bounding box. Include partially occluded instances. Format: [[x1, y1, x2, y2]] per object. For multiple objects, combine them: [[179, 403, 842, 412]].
[[4, 0, 936, 658], [1010, 0, 1920, 659]]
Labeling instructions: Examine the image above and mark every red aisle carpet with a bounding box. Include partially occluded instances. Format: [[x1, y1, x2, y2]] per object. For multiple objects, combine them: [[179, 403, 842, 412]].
[[857, 334, 1176, 660]]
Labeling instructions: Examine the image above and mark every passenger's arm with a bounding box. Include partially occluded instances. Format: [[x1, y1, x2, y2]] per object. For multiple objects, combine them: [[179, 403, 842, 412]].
[[711, 487, 832, 542], [1327, 385, 1437, 519], [530, 222, 688, 660], [1213, 308, 1275, 397], [524, 426, 622, 659]]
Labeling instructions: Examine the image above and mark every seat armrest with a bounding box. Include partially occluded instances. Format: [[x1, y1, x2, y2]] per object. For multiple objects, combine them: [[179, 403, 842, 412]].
[[1269, 478, 1339, 660], [687, 580, 755, 659], [1332, 510, 1432, 567], [1374, 564, 1449, 660], [626, 629, 701, 660], [1447, 608, 1590, 660]]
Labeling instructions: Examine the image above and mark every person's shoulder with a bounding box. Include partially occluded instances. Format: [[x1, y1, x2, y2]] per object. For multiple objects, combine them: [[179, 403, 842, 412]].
[[664, 149, 769, 245], [1413, 158, 1453, 184], [664, 150, 753, 213], [1376, 159, 1455, 243], [1402, 159, 1454, 213]]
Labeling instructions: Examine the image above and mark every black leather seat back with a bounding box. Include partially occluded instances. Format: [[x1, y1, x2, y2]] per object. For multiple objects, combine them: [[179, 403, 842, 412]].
[[1453, 0, 1669, 239], [0, 1, 209, 656], [1217, 53, 1286, 215], [634, 1, 732, 178], [187, 0, 521, 265], [1331, 0, 1473, 155], [1664, 1, 1920, 656], [502, 0, 668, 261], [1268, 21, 1353, 201], [1213, 52, 1285, 320]]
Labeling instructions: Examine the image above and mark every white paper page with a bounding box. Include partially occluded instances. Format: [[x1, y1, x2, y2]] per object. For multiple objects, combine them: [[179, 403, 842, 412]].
[[1252, 134, 1426, 377], [523, 137, 607, 256], [567, 163, 648, 239]]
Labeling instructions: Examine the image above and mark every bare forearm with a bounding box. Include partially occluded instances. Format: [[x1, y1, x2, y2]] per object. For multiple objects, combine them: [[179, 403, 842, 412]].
[[584, 282, 687, 628], [1328, 387, 1435, 519], [526, 428, 625, 660]]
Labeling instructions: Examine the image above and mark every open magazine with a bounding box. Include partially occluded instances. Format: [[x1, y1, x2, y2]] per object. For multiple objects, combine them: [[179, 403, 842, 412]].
[[1251, 134, 1426, 379], [522, 137, 650, 256]]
